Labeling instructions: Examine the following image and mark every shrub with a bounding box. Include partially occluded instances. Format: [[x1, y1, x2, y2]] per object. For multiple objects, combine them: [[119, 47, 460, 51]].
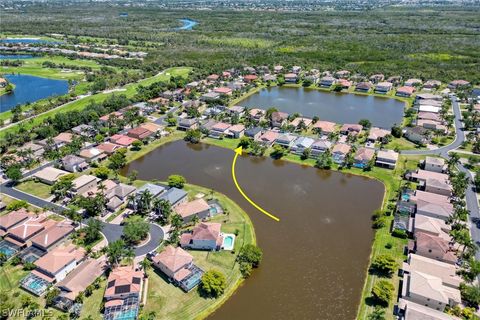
[[199, 270, 226, 298], [371, 280, 394, 306], [392, 229, 407, 239], [167, 174, 186, 188], [370, 254, 398, 277]]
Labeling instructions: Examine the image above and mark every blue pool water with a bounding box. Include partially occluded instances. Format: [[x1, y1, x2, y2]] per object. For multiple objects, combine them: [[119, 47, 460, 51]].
[[176, 19, 198, 31], [402, 194, 410, 201], [0, 247, 15, 256], [224, 236, 234, 248], [0, 74, 69, 112], [209, 207, 218, 214], [0, 54, 34, 60]]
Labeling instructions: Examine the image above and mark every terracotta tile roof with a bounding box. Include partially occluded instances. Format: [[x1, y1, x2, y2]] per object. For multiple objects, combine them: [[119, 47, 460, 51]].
[[54, 132, 74, 144], [30, 222, 75, 249], [110, 134, 138, 147], [97, 142, 122, 154], [415, 232, 457, 263], [212, 122, 231, 132], [332, 143, 351, 155], [105, 266, 143, 298], [228, 124, 245, 133], [191, 222, 221, 242], [397, 86, 415, 95], [354, 148, 375, 161], [214, 87, 232, 94], [340, 123, 363, 132], [175, 199, 210, 219], [7, 214, 49, 241], [290, 117, 312, 127], [312, 121, 336, 133], [259, 130, 279, 143], [152, 245, 192, 273], [140, 122, 163, 132], [411, 191, 453, 218], [34, 243, 86, 276], [0, 208, 32, 230]]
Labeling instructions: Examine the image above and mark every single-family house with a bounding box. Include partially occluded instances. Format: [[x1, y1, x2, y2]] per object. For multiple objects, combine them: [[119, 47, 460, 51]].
[[424, 157, 445, 173], [414, 232, 457, 264], [177, 118, 199, 131], [319, 76, 336, 87], [30, 222, 75, 252], [70, 175, 98, 196], [399, 300, 460, 320], [71, 124, 96, 137], [406, 170, 452, 196], [290, 117, 312, 129], [396, 86, 415, 97], [418, 105, 441, 114], [243, 75, 258, 83], [273, 65, 283, 73], [0, 208, 32, 237], [139, 122, 164, 136], [180, 222, 224, 251], [423, 80, 442, 90], [284, 73, 298, 83], [403, 254, 462, 289], [227, 124, 245, 138], [106, 183, 136, 212], [448, 80, 470, 89], [413, 215, 451, 241], [209, 122, 231, 139], [275, 133, 297, 148], [404, 126, 429, 144], [151, 245, 203, 291], [175, 199, 211, 223], [408, 190, 453, 221], [214, 87, 233, 96], [3, 214, 52, 248], [375, 81, 393, 93], [340, 124, 362, 135], [404, 79, 423, 87], [290, 136, 315, 155], [127, 127, 154, 140], [369, 74, 385, 83], [353, 148, 375, 168], [355, 82, 372, 92], [337, 79, 352, 89], [54, 132, 74, 146], [312, 121, 336, 135], [136, 183, 165, 199], [248, 108, 265, 121], [201, 92, 221, 102], [103, 266, 143, 320], [259, 130, 279, 146], [335, 70, 350, 78], [367, 127, 390, 142], [18, 142, 45, 158], [206, 74, 219, 82], [62, 155, 88, 173], [375, 149, 399, 169], [243, 127, 261, 140], [291, 66, 301, 74], [33, 167, 69, 185], [97, 142, 122, 155], [332, 143, 351, 164], [417, 111, 442, 122], [271, 111, 289, 127], [79, 147, 107, 163], [158, 187, 188, 208], [228, 105, 245, 116], [310, 139, 332, 157], [110, 134, 138, 147]]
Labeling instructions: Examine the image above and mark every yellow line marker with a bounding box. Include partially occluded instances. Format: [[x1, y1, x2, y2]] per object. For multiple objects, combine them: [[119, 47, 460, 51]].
[[231, 146, 280, 222]]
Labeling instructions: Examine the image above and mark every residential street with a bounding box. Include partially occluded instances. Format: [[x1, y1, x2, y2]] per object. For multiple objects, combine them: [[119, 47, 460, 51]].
[[401, 98, 480, 260]]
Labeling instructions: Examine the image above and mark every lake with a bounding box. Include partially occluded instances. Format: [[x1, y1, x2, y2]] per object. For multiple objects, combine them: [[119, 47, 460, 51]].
[[0, 54, 34, 60], [239, 86, 405, 128], [121, 141, 384, 320], [176, 19, 198, 30], [0, 38, 61, 44], [0, 74, 69, 112]]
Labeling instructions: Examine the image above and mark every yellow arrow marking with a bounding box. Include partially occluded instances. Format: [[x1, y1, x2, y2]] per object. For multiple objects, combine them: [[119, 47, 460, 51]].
[[231, 146, 280, 222]]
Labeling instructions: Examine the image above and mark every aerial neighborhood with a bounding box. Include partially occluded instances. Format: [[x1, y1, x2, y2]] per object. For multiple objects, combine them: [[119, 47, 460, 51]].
[[0, 7, 479, 320]]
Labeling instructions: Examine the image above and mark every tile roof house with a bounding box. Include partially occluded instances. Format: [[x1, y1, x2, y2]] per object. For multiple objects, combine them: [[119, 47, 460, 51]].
[[33, 167, 69, 185], [284, 73, 298, 83], [406, 170, 452, 196], [310, 139, 332, 157], [127, 127, 154, 140], [4, 214, 52, 247], [401, 270, 461, 312], [177, 118, 199, 131], [396, 86, 416, 97], [417, 119, 447, 133], [213, 87, 233, 95], [70, 175, 98, 196], [0, 208, 32, 237], [53, 132, 74, 146], [139, 122, 164, 135], [424, 156, 446, 173], [418, 111, 442, 122], [332, 143, 351, 164], [275, 133, 297, 148], [448, 80, 470, 89], [32, 243, 86, 283], [312, 121, 336, 134], [245, 126, 263, 140], [62, 154, 89, 173], [180, 222, 224, 251], [375, 149, 399, 169], [367, 127, 390, 142], [409, 190, 453, 221], [243, 74, 258, 83], [399, 300, 460, 320], [423, 80, 442, 90], [30, 221, 75, 251], [97, 142, 122, 155], [375, 81, 393, 93], [175, 199, 211, 223], [151, 245, 203, 291], [248, 108, 266, 121], [414, 232, 457, 264], [355, 82, 373, 92], [290, 136, 315, 155], [369, 74, 385, 83], [404, 126, 429, 144], [71, 124, 96, 137], [227, 124, 245, 138], [271, 111, 289, 127], [290, 117, 313, 129], [55, 257, 108, 310], [413, 215, 451, 241], [259, 130, 279, 146], [103, 266, 144, 320], [403, 254, 462, 289], [209, 122, 231, 139], [319, 76, 336, 87], [18, 142, 45, 158], [79, 147, 107, 163], [201, 91, 221, 101], [106, 183, 137, 212], [110, 134, 138, 147], [353, 148, 375, 168], [404, 78, 423, 87], [340, 124, 362, 134]]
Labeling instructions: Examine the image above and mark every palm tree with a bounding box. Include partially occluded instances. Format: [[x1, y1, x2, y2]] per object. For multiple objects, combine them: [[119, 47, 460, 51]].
[[447, 153, 460, 170], [127, 194, 136, 210], [191, 215, 200, 226], [139, 257, 152, 277], [139, 190, 153, 214]]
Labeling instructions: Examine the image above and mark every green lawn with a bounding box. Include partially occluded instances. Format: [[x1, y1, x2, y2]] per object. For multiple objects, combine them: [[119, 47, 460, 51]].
[[140, 183, 255, 320], [15, 179, 52, 199], [79, 278, 107, 320], [0, 67, 191, 138], [384, 137, 417, 151]]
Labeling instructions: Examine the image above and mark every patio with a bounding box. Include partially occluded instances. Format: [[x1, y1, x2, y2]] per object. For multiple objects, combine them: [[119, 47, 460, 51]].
[[0, 240, 21, 259], [20, 273, 50, 296]]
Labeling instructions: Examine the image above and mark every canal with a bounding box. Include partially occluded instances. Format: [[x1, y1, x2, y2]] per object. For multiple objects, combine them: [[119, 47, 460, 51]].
[[239, 86, 405, 129], [122, 140, 384, 320]]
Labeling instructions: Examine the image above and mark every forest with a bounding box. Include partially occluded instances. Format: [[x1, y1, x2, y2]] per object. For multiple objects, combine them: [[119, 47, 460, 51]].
[[1, 4, 479, 83]]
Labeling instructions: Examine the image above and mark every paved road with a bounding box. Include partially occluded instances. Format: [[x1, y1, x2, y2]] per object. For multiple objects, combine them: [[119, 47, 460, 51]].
[[0, 179, 164, 257], [401, 97, 480, 260]]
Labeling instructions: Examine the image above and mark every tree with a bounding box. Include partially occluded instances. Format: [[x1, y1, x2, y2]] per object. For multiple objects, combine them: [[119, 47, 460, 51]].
[[447, 153, 460, 169], [5, 199, 28, 211], [315, 150, 333, 169], [184, 129, 202, 143], [84, 218, 102, 245], [45, 287, 60, 307], [270, 144, 285, 159], [300, 148, 311, 160], [359, 119, 372, 129], [108, 148, 127, 170], [168, 174, 186, 188], [370, 255, 398, 277], [199, 270, 227, 298], [76, 194, 106, 217], [5, 165, 22, 183], [132, 140, 143, 151], [94, 166, 110, 180], [51, 173, 75, 199], [371, 280, 394, 306], [460, 283, 480, 308], [123, 216, 149, 244], [238, 244, 263, 269], [237, 136, 251, 149], [367, 307, 386, 320], [391, 125, 402, 138], [106, 240, 132, 266]]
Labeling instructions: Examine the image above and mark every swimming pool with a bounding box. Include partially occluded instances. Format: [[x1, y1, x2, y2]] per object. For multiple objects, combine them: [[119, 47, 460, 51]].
[[0, 240, 20, 258], [222, 234, 236, 251]]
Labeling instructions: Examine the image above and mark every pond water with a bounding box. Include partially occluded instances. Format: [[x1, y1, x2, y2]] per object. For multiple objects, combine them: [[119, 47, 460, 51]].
[[239, 86, 405, 128], [0, 54, 34, 60], [121, 141, 384, 320], [0, 74, 69, 112], [176, 19, 198, 30], [0, 38, 61, 44]]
